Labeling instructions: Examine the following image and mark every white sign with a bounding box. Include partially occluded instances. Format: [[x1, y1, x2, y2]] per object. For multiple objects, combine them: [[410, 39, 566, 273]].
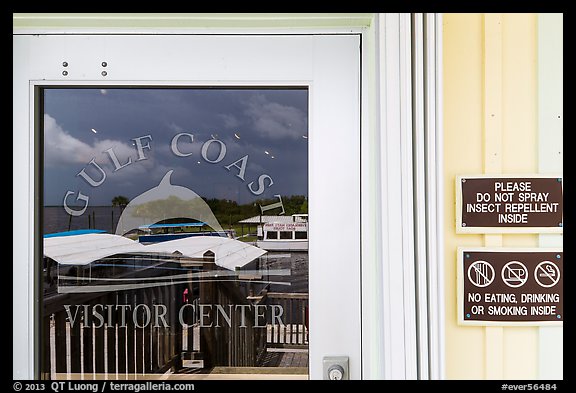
[[264, 222, 307, 231]]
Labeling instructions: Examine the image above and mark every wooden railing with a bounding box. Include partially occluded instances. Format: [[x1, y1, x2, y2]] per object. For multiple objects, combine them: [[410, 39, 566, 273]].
[[265, 292, 309, 348], [43, 283, 185, 379], [42, 252, 309, 379], [194, 250, 266, 368]]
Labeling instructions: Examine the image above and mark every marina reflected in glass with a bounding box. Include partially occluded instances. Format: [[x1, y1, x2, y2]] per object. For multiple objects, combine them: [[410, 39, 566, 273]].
[[41, 88, 309, 379]]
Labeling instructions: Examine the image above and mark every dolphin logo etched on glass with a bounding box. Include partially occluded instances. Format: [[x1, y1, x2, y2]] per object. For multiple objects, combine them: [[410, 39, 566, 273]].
[[115, 170, 224, 236]]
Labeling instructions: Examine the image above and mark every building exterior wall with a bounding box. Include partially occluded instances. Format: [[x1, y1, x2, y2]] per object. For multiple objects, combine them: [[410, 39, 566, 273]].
[[443, 13, 562, 379]]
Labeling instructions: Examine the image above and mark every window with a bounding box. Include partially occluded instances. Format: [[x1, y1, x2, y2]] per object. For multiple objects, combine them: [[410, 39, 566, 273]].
[[266, 231, 278, 240], [41, 87, 309, 378], [295, 231, 308, 240]]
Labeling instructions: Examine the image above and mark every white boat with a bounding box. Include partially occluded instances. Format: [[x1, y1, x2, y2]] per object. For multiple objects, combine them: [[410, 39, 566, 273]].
[[256, 214, 308, 251]]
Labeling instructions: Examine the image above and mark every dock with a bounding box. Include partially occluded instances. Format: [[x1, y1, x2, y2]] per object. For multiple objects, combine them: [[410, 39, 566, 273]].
[[43, 247, 309, 380]]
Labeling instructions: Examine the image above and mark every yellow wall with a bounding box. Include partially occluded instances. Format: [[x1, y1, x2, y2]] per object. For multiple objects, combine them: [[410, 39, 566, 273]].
[[443, 13, 544, 379]]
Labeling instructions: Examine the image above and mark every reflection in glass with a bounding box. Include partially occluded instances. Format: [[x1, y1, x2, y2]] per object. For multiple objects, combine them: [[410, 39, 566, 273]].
[[41, 88, 309, 379]]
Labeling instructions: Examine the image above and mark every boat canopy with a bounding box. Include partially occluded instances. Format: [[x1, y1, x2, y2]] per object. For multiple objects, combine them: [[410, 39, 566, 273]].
[[145, 236, 266, 271], [238, 215, 308, 225], [44, 233, 265, 271], [138, 222, 206, 229]]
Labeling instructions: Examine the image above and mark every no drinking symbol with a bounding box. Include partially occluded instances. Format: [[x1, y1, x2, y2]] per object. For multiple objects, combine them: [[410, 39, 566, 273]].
[[501, 261, 528, 288]]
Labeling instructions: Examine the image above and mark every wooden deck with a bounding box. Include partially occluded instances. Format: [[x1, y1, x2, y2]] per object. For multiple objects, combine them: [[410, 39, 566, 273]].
[[52, 372, 308, 380], [199, 350, 308, 377], [258, 349, 308, 368]]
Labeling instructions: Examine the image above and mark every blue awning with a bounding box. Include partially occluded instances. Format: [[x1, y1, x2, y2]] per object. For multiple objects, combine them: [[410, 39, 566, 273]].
[[44, 229, 106, 238]]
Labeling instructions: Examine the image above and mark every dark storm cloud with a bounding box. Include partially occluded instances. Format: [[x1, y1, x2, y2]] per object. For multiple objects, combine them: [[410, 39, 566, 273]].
[[43, 88, 308, 206]]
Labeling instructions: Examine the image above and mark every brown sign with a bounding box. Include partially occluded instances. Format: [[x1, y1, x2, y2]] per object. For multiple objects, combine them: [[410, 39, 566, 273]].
[[456, 175, 563, 233], [458, 248, 563, 325]]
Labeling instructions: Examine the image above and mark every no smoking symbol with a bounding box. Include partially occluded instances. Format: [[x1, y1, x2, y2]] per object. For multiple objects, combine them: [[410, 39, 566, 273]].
[[534, 261, 560, 288]]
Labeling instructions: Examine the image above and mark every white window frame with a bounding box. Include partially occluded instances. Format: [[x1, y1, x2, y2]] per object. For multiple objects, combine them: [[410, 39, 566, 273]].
[[12, 13, 444, 380], [359, 13, 444, 380]]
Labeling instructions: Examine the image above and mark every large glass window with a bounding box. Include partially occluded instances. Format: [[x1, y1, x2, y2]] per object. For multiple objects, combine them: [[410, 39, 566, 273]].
[[41, 88, 309, 379]]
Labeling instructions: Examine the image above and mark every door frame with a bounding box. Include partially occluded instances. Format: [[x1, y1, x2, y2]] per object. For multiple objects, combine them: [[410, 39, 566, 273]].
[[12, 13, 444, 380]]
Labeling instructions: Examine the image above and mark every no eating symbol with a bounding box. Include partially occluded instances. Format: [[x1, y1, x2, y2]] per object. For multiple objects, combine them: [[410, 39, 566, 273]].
[[467, 260, 495, 287]]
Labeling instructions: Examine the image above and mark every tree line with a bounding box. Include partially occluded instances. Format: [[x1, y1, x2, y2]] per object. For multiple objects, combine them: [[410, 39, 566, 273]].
[[111, 194, 308, 226], [205, 195, 308, 226]]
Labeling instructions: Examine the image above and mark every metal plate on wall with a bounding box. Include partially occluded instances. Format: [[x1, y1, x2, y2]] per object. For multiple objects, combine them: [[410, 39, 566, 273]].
[[458, 247, 563, 326], [456, 175, 563, 233]]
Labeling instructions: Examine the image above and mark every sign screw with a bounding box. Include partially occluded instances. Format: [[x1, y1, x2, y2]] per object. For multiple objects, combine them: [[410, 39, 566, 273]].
[[462, 222, 467, 227], [466, 313, 471, 318], [101, 71, 108, 77], [557, 315, 561, 319], [62, 70, 68, 76], [558, 222, 563, 227], [556, 254, 561, 259], [62, 61, 68, 67], [101, 61, 108, 67], [462, 178, 466, 183], [557, 178, 562, 182]]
